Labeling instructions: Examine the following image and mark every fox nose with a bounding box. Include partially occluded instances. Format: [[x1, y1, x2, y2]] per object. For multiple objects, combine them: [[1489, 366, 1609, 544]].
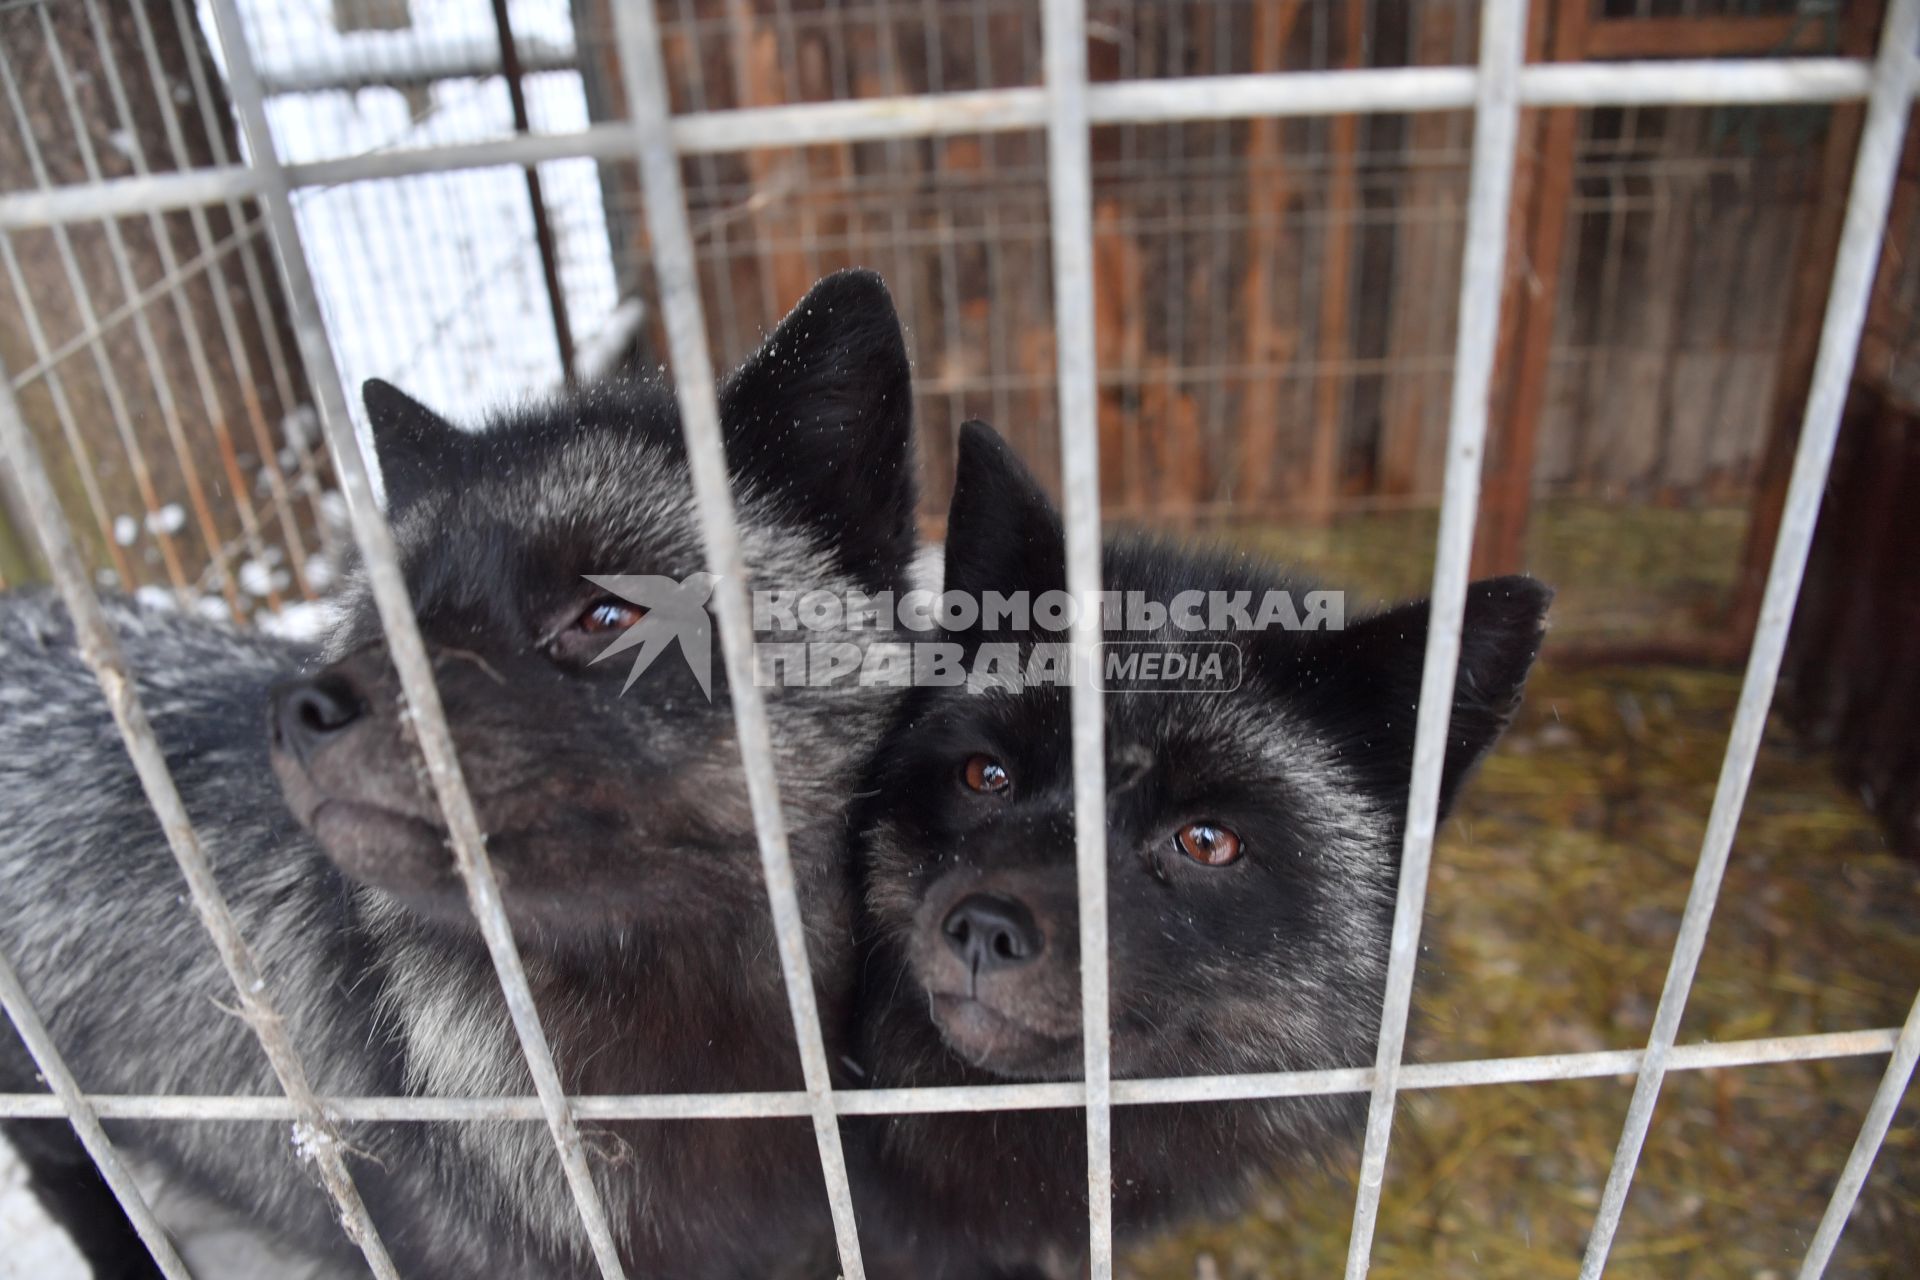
[[270, 673, 365, 764], [942, 894, 1044, 973]]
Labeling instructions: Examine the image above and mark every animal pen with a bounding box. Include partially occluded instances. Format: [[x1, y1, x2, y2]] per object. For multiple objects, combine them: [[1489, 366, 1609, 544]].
[[1, 0, 1918, 1275]]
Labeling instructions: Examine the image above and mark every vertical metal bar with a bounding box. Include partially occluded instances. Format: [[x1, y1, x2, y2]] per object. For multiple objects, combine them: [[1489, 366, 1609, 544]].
[[1577, 2, 1920, 1275], [0, 944, 193, 1280], [604, 6, 869, 1277], [1037, 1, 1114, 1275], [0, 360, 399, 1280], [198, 4, 630, 1275], [489, 0, 577, 384], [1342, 2, 1528, 1276], [1798, 989, 1920, 1278]]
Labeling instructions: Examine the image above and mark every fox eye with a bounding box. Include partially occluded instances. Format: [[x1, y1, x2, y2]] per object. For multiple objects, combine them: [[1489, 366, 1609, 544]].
[[962, 755, 1010, 794], [1175, 822, 1241, 867], [576, 599, 646, 634]]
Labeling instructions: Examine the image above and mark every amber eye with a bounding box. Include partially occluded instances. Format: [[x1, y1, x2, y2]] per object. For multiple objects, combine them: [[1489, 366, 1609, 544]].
[[962, 755, 1011, 794], [576, 599, 646, 634], [1175, 822, 1241, 867]]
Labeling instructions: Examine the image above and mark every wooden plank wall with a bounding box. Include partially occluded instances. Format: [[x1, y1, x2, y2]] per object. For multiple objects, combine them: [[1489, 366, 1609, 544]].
[[1781, 383, 1920, 856], [573, 0, 1851, 529]]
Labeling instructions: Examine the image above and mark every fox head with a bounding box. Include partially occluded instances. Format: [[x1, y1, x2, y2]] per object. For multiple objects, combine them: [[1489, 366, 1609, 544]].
[[853, 421, 1549, 1240], [267, 270, 918, 946]]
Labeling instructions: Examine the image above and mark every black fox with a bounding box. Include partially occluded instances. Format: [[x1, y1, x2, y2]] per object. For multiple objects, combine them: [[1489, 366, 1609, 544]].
[[848, 422, 1551, 1277], [0, 271, 917, 1279]]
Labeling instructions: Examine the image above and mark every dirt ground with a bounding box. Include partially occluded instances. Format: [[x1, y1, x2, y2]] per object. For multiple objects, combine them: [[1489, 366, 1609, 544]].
[[1120, 501, 1920, 1279]]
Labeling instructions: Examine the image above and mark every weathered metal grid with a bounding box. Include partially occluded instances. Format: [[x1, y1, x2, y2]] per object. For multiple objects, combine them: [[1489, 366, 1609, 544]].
[[0, 56, 1887, 231], [0, 3, 1914, 1279], [0, 0, 356, 605]]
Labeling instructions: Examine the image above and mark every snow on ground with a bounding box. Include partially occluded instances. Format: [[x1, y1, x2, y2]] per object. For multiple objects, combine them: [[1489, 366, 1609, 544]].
[[1, 1131, 351, 1279], [1, 1135, 85, 1280]]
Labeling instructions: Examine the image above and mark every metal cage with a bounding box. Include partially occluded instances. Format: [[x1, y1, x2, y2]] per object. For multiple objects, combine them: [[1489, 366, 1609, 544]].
[[1, 1, 1917, 1278]]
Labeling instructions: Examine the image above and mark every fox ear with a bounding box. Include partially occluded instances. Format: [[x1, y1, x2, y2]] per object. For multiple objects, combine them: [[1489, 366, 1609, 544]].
[[719, 269, 916, 585], [1276, 575, 1552, 819], [939, 421, 1065, 630], [363, 379, 458, 511]]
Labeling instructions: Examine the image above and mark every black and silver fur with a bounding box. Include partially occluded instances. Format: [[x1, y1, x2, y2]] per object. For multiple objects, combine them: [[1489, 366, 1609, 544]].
[[1, 270, 917, 1279], [848, 422, 1551, 1277]]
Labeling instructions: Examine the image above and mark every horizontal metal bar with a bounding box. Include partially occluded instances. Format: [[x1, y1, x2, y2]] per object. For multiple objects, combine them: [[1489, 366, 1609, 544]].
[[1125, 1026, 1908, 1106], [0, 163, 262, 229], [1089, 66, 1474, 123], [1087, 58, 1872, 122], [0, 57, 1901, 230], [1519, 58, 1873, 107], [675, 84, 1049, 149], [292, 123, 637, 187], [256, 30, 577, 95], [0, 1028, 1897, 1123]]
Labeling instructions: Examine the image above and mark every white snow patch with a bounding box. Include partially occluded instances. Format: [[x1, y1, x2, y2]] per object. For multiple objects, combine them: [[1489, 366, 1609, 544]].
[[144, 505, 186, 537], [2, 1131, 351, 1279], [238, 561, 292, 598], [257, 600, 334, 643], [304, 555, 336, 592], [239, 560, 274, 597], [0, 1135, 86, 1280], [317, 492, 350, 531], [280, 404, 319, 454], [289, 1120, 334, 1165]]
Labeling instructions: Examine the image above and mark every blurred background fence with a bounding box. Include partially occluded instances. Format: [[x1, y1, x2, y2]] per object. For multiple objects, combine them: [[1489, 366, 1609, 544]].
[[4, 0, 1918, 832], [6, 2, 1918, 618]]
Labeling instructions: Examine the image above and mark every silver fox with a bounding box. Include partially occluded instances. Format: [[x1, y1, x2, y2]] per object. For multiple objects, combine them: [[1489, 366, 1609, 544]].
[[0, 270, 917, 1280]]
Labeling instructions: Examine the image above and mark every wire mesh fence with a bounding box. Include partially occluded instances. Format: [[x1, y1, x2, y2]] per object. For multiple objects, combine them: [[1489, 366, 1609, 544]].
[[7, 3, 1902, 613], [1, 1, 1918, 1278]]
